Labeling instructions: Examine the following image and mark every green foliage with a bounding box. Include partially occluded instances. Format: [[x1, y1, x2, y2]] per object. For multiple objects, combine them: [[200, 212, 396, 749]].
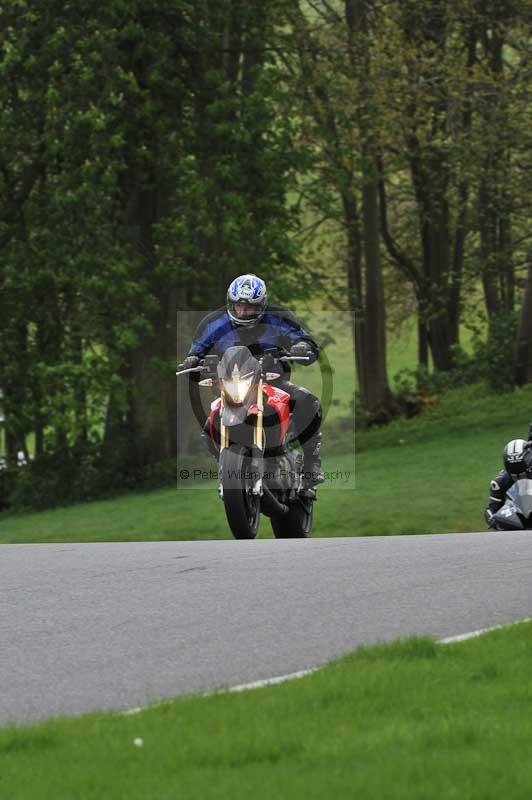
[[0, 443, 176, 512], [0, 0, 303, 474], [393, 348, 483, 400], [470, 312, 519, 393], [390, 320, 521, 411]]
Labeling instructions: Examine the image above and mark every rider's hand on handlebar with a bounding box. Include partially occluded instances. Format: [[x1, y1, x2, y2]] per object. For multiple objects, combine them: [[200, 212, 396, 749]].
[[290, 341, 315, 362], [182, 355, 200, 371], [261, 349, 280, 372]]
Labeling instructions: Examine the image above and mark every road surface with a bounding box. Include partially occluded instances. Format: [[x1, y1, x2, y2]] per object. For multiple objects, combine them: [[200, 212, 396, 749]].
[[1, 532, 532, 724]]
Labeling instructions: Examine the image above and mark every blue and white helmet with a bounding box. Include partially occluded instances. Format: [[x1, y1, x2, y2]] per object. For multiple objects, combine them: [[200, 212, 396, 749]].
[[227, 274, 268, 326]]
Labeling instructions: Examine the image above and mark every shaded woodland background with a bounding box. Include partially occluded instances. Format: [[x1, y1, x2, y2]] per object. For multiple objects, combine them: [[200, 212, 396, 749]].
[[0, 0, 530, 507]]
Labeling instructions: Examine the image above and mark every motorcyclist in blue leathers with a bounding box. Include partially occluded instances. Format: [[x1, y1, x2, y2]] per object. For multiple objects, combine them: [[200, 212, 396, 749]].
[[183, 274, 324, 498]]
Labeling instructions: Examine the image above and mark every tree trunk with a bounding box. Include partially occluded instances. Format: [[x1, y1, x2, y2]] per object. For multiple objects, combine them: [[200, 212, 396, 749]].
[[409, 149, 457, 371], [3, 322, 29, 466], [426, 191, 455, 371], [360, 180, 397, 415], [418, 316, 429, 370], [402, 0, 458, 372], [73, 331, 87, 447], [514, 263, 532, 386], [129, 317, 176, 466], [478, 10, 513, 328], [345, 0, 397, 419], [341, 191, 365, 401], [124, 175, 179, 467], [34, 419, 44, 459]]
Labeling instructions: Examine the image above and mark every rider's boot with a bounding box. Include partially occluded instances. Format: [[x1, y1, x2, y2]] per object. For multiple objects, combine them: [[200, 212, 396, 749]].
[[300, 432, 324, 500]]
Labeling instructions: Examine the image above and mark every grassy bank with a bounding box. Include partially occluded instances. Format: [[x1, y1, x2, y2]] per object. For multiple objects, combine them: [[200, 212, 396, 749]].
[[2, 622, 532, 798], [1, 382, 531, 543]]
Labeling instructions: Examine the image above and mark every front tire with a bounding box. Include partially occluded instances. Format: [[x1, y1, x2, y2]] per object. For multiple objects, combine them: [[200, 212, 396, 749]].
[[221, 445, 260, 540]]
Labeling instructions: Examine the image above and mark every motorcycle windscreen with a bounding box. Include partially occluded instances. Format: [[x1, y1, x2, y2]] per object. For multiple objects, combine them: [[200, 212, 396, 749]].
[[217, 346, 259, 383], [507, 479, 532, 519], [218, 346, 260, 427]]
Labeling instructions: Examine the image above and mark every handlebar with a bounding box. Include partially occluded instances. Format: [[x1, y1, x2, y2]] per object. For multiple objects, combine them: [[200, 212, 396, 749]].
[[176, 353, 310, 378]]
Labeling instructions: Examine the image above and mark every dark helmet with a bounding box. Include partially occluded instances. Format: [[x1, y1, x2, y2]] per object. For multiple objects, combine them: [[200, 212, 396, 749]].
[[227, 274, 267, 326], [503, 439, 532, 478]]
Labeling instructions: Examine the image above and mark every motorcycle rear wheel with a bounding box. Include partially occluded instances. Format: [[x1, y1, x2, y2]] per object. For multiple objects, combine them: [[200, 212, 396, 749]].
[[271, 499, 313, 539], [221, 445, 260, 540]]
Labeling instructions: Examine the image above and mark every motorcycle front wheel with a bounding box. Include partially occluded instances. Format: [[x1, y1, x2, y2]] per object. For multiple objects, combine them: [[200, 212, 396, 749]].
[[221, 445, 260, 540]]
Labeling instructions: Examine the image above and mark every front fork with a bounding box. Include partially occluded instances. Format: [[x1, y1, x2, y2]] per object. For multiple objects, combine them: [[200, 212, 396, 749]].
[[251, 379, 264, 496], [218, 381, 264, 499], [218, 407, 228, 500]]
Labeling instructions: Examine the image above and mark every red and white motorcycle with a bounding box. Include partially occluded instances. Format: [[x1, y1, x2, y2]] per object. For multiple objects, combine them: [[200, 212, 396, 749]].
[[177, 346, 313, 539]]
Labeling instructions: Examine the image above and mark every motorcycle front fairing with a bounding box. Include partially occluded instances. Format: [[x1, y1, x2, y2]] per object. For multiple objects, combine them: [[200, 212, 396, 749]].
[[494, 503, 524, 530], [217, 346, 261, 428], [493, 478, 532, 530], [208, 346, 289, 450]]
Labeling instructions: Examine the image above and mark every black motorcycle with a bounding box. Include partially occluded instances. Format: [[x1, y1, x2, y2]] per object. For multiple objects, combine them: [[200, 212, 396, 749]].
[[492, 479, 532, 530], [177, 346, 314, 540]]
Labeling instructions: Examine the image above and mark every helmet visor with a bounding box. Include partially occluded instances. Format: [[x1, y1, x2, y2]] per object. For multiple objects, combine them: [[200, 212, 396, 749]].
[[228, 300, 265, 323], [507, 460, 525, 476]]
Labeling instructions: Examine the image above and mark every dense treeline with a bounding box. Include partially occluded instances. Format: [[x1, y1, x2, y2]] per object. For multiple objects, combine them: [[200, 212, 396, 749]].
[[282, 0, 531, 414], [0, 0, 531, 507], [0, 0, 299, 485]]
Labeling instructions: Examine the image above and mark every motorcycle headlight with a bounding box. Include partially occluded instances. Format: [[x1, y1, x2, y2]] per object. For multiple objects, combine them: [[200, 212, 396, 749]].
[[223, 376, 254, 404]]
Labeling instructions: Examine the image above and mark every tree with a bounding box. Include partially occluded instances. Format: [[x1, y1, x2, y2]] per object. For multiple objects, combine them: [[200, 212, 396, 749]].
[[282, 0, 398, 419], [0, 0, 302, 480]]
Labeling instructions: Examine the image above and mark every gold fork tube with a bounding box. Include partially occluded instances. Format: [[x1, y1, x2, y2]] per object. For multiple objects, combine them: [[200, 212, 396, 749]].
[[220, 394, 229, 451], [253, 380, 264, 449]]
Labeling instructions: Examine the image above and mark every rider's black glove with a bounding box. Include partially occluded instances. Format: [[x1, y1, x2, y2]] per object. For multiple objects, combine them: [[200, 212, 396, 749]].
[[290, 341, 316, 364], [261, 350, 278, 373], [182, 355, 200, 371]]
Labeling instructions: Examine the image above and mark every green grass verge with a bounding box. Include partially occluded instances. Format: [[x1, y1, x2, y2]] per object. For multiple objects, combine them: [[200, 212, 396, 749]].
[[2, 382, 532, 543], [2, 622, 532, 798]]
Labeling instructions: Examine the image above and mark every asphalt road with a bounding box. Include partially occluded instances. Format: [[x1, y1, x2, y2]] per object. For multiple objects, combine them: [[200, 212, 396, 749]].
[[2, 532, 532, 725]]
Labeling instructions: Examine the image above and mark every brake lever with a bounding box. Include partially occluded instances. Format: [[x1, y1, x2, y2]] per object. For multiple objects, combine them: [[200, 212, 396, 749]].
[[176, 367, 203, 377]]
